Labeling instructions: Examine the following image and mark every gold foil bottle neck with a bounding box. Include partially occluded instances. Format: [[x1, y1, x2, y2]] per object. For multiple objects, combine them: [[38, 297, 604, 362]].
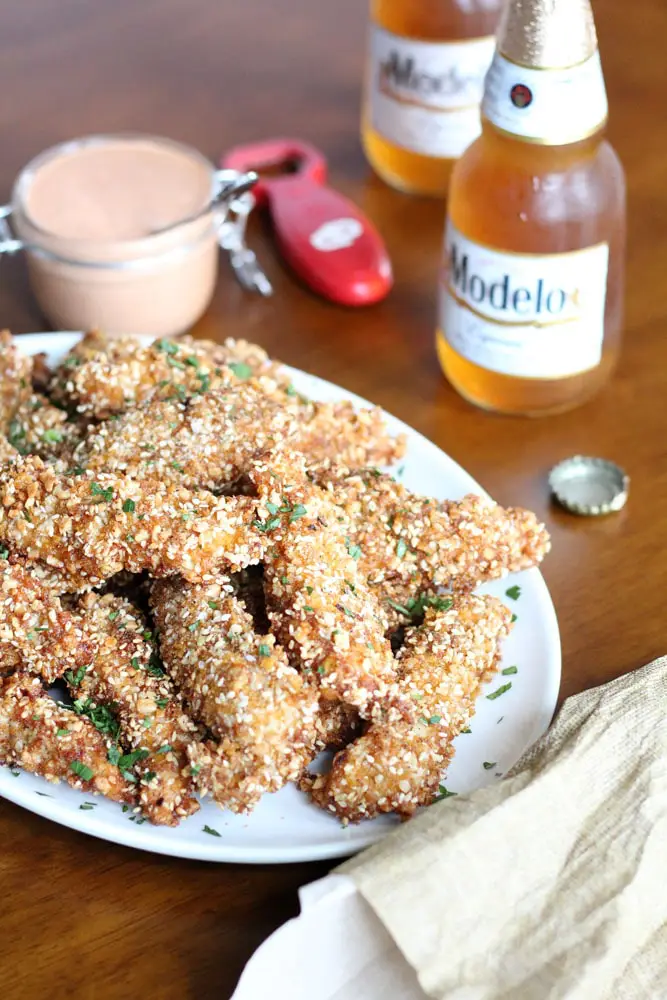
[[497, 0, 598, 70]]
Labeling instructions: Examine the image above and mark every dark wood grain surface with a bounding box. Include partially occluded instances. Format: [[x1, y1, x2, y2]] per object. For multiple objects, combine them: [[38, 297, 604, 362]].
[[0, 1, 665, 996]]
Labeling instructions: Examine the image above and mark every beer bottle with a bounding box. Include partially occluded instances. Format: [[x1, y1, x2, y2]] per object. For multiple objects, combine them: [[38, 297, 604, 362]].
[[437, 0, 626, 415], [362, 1, 503, 197]]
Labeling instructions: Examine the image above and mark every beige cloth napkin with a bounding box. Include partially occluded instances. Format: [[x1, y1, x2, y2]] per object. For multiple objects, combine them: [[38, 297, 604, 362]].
[[339, 656, 667, 1000]]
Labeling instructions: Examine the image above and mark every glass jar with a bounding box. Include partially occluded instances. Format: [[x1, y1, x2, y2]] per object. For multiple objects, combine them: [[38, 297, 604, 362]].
[[0, 134, 264, 338]]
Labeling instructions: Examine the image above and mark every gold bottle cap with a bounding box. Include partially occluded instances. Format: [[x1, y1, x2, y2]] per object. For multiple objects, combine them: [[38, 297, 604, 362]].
[[497, 0, 598, 70], [549, 456, 629, 516]]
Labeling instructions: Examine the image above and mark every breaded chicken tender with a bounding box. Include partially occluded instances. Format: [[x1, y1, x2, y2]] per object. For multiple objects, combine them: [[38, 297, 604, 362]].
[[9, 393, 82, 462], [0, 561, 95, 682], [74, 385, 301, 490], [307, 594, 511, 822], [0, 672, 134, 802], [250, 451, 412, 724], [0, 456, 265, 592], [49, 333, 288, 419], [151, 575, 319, 813], [319, 468, 550, 622], [293, 400, 406, 473], [68, 593, 201, 825], [0, 330, 32, 431]]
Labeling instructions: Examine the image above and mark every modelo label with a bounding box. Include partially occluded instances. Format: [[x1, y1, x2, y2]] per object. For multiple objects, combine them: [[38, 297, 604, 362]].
[[440, 222, 610, 379], [482, 50, 608, 145], [367, 27, 496, 158]]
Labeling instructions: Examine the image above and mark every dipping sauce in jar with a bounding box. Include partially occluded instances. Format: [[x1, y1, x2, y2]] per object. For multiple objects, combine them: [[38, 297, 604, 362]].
[[2, 134, 256, 338]]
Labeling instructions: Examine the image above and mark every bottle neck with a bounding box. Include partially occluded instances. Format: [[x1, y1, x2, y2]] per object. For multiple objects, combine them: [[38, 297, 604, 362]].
[[481, 49, 609, 149]]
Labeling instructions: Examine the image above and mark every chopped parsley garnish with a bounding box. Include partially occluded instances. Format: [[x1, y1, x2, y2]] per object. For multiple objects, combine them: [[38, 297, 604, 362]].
[[142, 717, 153, 729], [190, 764, 201, 776], [483, 761, 497, 770], [289, 503, 307, 522], [66, 466, 86, 476], [56, 728, 69, 737], [90, 482, 114, 503], [511, 613, 518, 624], [304, 605, 315, 612], [253, 515, 281, 532], [203, 825, 221, 837], [505, 585, 521, 601], [207, 600, 218, 610], [142, 630, 153, 641], [258, 644, 270, 657], [8, 420, 26, 453], [460, 727, 472, 734], [280, 576, 289, 585], [156, 745, 172, 755], [486, 682, 512, 701], [65, 664, 88, 687], [145, 653, 165, 677], [167, 356, 186, 371], [345, 538, 362, 560], [10, 770, 20, 777], [0, 548, 7, 559], [108, 610, 120, 622], [187, 621, 200, 632], [433, 785, 457, 801], [196, 372, 211, 393], [185, 355, 200, 369], [420, 714, 442, 725], [396, 538, 407, 559], [122, 499, 136, 513], [142, 771, 157, 783], [155, 338, 179, 355], [70, 761, 95, 782], [265, 502, 280, 515], [502, 665, 518, 676], [317, 665, 326, 675], [305, 585, 314, 595], [171, 462, 184, 471], [79, 802, 96, 810], [341, 606, 355, 618], [70, 698, 120, 741], [387, 594, 453, 621], [228, 361, 252, 380], [42, 428, 63, 443], [130, 656, 140, 668], [155, 698, 169, 709], [116, 748, 150, 780]]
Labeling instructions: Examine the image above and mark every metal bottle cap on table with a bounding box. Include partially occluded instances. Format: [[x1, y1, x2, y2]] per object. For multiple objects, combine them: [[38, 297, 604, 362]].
[[548, 456, 629, 516]]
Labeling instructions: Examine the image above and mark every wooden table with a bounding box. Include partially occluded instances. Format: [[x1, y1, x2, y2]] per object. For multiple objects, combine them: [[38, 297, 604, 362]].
[[0, 0, 665, 996]]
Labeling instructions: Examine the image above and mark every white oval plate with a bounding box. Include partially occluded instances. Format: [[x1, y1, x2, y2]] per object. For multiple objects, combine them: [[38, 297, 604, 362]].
[[1, 332, 560, 863]]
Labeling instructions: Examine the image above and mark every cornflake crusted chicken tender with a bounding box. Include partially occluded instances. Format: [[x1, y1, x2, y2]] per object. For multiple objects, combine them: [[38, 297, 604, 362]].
[[0, 672, 134, 803], [68, 593, 201, 826], [319, 468, 550, 621], [151, 575, 319, 814], [0, 455, 265, 592], [75, 384, 301, 490], [0, 561, 95, 682], [307, 594, 512, 823], [250, 451, 413, 724]]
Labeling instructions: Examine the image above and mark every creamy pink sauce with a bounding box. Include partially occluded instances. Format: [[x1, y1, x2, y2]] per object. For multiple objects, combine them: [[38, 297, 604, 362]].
[[24, 138, 213, 240]]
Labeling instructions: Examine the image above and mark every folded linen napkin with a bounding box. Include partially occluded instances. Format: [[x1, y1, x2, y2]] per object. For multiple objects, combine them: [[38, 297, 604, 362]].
[[234, 658, 667, 1000]]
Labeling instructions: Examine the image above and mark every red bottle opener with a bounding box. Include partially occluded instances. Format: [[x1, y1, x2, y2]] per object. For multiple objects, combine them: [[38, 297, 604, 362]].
[[222, 138, 393, 306]]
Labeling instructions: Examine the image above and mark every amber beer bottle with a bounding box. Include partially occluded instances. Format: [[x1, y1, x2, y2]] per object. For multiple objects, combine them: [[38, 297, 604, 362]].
[[361, 0, 503, 196], [437, 0, 626, 415]]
